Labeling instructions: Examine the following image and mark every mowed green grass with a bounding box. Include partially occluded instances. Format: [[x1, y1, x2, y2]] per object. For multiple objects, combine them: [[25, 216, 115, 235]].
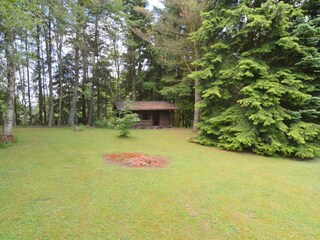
[[0, 128, 319, 240]]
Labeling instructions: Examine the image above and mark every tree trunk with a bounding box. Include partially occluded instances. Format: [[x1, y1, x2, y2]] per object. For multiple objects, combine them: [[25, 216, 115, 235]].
[[3, 30, 15, 140], [68, 26, 80, 126], [193, 78, 201, 132], [56, 34, 63, 127], [22, 68, 28, 125], [36, 25, 43, 124], [97, 82, 101, 119], [131, 49, 136, 101], [25, 33, 32, 125], [87, 14, 99, 126], [14, 94, 18, 127], [45, 18, 54, 127], [87, 97, 94, 126], [81, 47, 88, 124], [18, 64, 27, 125], [41, 44, 47, 123], [94, 14, 99, 122], [87, 55, 95, 127]]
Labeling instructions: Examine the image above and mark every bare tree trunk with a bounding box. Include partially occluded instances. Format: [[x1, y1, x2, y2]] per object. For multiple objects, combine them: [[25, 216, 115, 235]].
[[97, 82, 101, 119], [36, 25, 43, 124], [25, 31, 32, 124], [41, 44, 47, 123], [3, 30, 15, 140], [45, 18, 54, 127], [22, 68, 27, 125], [129, 46, 136, 101], [87, 55, 95, 127], [56, 34, 63, 127], [87, 14, 99, 126], [81, 47, 88, 124], [114, 38, 121, 101], [18, 64, 27, 125], [87, 97, 94, 126], [14, 92, 18, 127], [68, 26, 80, 126], [193, 78, 201, 132], [95, 15, 100, 121]]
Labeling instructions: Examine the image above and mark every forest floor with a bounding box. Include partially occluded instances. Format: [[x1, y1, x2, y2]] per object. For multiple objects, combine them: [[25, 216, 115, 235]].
[[0, 127, 319, 239]]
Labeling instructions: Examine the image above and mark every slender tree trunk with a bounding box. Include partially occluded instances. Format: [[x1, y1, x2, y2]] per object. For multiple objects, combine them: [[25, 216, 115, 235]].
[[41, 44, 47, 123], [56, 34, 63, 127], [129, 46, 136, 101], [193, 78, 201, 132], [87, 97, 94, 126], [45, 18, 54, 127], [137, 53, 143, 99], [81, 48, 88, 124], [94, 15, 99, 120], [87, 14, 99, 126], [18, 64, 27, 125], [115, 41, 121, 101], [87, 62, 94, 127], [97, 82, 100, 119], [68, 26, 80, 126], [22, 68, 27, 125], [25, 34, 32, 125], [193, 46, 201, 132], [3, 30, 15, 139], [36, 25, 43, 124], [14, 93, 18, 127], [87, 55, 95, 127]]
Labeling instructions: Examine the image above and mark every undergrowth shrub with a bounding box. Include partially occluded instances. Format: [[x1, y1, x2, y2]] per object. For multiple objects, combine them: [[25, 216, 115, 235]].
[[94, 119, 109, 128], [115, 113, 139, 137], [115, 98, 139, 137]]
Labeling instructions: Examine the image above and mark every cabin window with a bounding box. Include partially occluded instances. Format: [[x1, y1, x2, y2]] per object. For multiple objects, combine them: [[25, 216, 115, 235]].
[[141, 112, 150, 120]]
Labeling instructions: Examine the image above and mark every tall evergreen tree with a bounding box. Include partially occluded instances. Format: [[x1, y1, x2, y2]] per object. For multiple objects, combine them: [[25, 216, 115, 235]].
[[191, 0, 320, 158], [123, 0, 152, 101], [153, 0, 207, 129]]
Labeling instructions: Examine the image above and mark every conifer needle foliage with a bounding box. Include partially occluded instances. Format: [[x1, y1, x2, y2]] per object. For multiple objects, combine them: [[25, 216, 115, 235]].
[[190, 0, 320, 158]]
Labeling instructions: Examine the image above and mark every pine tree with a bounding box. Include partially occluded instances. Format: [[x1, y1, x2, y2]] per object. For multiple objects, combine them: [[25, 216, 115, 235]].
[[191, 0, 320, 158], [153, 0, 207, 129]]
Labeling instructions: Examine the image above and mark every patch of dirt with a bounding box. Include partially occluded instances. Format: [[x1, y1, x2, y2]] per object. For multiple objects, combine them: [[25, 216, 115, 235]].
[[103, 152, 168, 168]]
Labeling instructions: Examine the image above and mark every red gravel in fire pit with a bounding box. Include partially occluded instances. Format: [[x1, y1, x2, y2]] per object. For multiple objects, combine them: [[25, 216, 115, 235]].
[[103, 152, 168, 168]]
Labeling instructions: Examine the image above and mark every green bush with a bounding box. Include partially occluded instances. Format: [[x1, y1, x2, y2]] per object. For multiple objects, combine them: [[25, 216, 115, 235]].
[[115, 98, 139, 137], [94, 119, 109, 128], [115, 113, 139, 137]]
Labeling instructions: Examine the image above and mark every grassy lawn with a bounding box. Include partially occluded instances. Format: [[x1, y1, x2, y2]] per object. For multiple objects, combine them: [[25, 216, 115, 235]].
[[0, 128, 319, 239]]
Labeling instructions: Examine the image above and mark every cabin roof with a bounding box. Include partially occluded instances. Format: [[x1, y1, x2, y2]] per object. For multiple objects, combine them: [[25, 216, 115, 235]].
[[115, 101, 179, 111]]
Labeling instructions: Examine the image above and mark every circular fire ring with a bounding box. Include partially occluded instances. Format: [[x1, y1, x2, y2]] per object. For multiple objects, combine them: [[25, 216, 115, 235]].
[[103, 152, 168, 168]]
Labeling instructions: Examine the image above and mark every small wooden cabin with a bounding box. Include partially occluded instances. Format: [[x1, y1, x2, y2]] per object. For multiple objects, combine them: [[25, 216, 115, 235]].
[[115, 101, 179, 128]]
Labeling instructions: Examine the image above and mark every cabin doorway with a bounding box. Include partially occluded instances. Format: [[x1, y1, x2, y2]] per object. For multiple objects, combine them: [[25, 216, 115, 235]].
[[153, 112, 160, 126]]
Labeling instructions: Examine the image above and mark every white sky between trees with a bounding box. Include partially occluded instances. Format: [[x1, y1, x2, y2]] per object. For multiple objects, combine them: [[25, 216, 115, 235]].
[[147, 0, 165, 10]]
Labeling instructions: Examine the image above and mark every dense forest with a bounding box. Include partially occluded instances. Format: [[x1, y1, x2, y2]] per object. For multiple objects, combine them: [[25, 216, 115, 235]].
[[1, 0, 319, 158]]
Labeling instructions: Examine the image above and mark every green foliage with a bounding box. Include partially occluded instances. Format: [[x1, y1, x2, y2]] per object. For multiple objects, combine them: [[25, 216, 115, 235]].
[[152, 0, 207, 127], [0, 140, 10, 149], [115, 113, 140, 137], [115, 99, 140, 137], [192, 0, 320, 159], [94, 119, 112, 129]]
